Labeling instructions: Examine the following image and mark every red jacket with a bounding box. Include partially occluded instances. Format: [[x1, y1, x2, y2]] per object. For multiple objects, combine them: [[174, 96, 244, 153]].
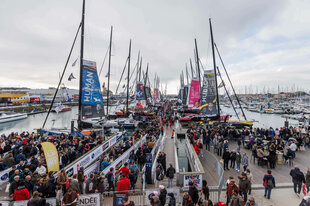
[[194, 144, 200, 155], [14, 186, 30, 201], [117, 177, 131, 193], [117, 166, 130, 177]]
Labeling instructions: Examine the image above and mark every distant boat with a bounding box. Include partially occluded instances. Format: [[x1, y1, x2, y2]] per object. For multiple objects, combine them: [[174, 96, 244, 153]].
[[0, 112, 27, 124]]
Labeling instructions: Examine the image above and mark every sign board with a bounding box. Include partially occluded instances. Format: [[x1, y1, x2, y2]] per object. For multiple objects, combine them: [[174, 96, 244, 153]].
[[145, 153, 152, 184], [78, 193, 101, 206], [183, 174, 202, 188], [145, 188, 180, 204], [113, 193, 128, 206]]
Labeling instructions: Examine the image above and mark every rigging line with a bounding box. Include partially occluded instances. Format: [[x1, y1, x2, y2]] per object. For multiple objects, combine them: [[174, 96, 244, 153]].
[[42, 22, 81, 129], [99, 46, 109, 77], [115, 57, 129, 95]]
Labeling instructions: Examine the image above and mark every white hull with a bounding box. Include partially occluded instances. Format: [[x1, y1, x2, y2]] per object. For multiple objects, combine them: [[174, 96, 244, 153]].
[[0, 113, 28, 124]]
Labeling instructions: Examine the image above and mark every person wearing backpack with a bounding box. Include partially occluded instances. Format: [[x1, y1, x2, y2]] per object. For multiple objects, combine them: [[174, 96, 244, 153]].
[[263, 169, 275, 199], [188, 181, 199, 205], [166, 164, 175, 188]]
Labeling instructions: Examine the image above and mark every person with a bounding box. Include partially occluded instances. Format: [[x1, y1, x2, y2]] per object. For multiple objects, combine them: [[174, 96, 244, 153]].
[[24, 175, 34, 196], [242, 153, 248, 172], [56, 185, 63, 206], [159, 185, 167, 206], [263, 169, 275, 199], [106, 167, 115, 192], [182, 192, 193, 206], [246, 169, 253, 195], [85, 174, 97, 194], [27, 191, 40, 206], [168, 193, 176, 206], [238, 172, 250, 203], [230, 150, 236, 169], [14, 185, 31, 201], [35, 163, 46, 176], [299, 192, 310, 206], [201, 180, 210, 201], [188, 181, 199, 205], [68, 175, 79, 194], [230, 188, 244, 206], [62, 189, 78, 206], [246, 196, 258, 206], [205, 200, 213, 206], [236, 152, 241, 173], [290, 165, 306, 197], [129, 170, 137, 190], [117, 162, 130, 177], [77, 167, 85, 194], [123, 195, 135, 206], [223, 148, 230, 171], [306, 168, 310, 193], [166, 164, 176, 188], [226, 178, 239, 205], [57, 169, 68, 194], [172, 129, 175, 139], [117, 174, 131, 193]]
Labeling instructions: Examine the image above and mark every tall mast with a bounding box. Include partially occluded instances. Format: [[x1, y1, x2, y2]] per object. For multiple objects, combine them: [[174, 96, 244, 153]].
[[138, 58, 142, 82], [78, 0, 85, 129], [209, 18, 220, 120], [194, 39, 202, 100], [185, 63, 189, 85], [126, 40, 131, 115], [106, 26, 113, 116], [189, 58, 194, 79]]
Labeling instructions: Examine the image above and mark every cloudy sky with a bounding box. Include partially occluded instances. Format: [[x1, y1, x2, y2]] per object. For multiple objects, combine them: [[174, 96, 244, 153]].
[[0, 0, 310, 94]]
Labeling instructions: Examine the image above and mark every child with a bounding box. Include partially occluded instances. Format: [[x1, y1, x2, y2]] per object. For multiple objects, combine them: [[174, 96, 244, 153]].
[[56, 185, 63, 206]]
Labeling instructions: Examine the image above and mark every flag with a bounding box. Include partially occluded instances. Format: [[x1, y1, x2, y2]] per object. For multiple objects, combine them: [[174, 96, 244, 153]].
[[218, 81, 224, 88], [68, 73, 76, 81], [72, 57, 78, 67]]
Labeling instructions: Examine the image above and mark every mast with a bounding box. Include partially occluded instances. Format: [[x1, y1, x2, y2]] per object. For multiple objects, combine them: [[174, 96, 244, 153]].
[[209, 18, 220, 120], [106, 26, 113, 116], [185, 64, 189, 85], [78, 0, 85, 129], [126, 40, 131, 115], [189, 58, 194, 79], [138, 58, 142, 82], [194, 39, 202, 101]]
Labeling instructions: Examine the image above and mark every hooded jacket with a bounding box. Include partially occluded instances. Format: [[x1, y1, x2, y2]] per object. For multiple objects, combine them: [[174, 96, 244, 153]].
[[14, 185, 30, 201], [116, 177, 131, 193]]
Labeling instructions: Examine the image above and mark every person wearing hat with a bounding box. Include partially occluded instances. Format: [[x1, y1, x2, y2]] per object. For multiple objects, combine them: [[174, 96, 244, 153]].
[[9, 175, 21, 199], [168, 193, 176, 206], [226, 178, 239, 205], [152, 195, 161, 206]]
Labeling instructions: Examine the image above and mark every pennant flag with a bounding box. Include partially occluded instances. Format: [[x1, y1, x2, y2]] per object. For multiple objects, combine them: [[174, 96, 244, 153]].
[[68, 73, 76, 81], [72, 57, 78, 67]]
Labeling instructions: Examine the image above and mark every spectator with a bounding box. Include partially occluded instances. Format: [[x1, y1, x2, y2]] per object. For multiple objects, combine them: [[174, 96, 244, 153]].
[[290, 165, 306, 197], [117, 174, 131, 193], [24, 175, 33, 196], [14, 185, 30, 201], [241, 153, 248, 172], [201, 179, 210, 201], [9, 176, 21, 199], [56, 185, 63, 206], [116, 162, 130, 177], [106, 167, 115, 192], [188, 181, 199, 205], [78, 167, 85, 194], [238, 172, 250, 202], [27, 191, 40, 206], [182, 192, 193, 206], [226, 178, 238, 205], [166, 164, 176, 188], [123, 195, 135, 206], [246, 196, 258, 206], [35, 163, 46, 177], [62, 189, 78, 206], [57, 169, 68, 194], [85, 174, 97, 194], [159, 185, 167, 206], [230, 188, 244, 206], [168, 192, 176, 206], [263, 169, 275, 199]]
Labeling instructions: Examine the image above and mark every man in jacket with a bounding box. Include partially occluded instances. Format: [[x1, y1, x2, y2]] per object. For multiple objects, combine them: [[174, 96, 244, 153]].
[[166, 164, 176, 188], [14, 185, 30, 201], [85, 174, 97, 194], [222, 148, 231, 170], [290, 165, 306, 197], [78, 168, 85, 194], [238, 172, 250, 202], [117, 174, 131, 193], [226, 178, 239, 205], [159, 185, 167, 206], [188, 181, 199, 205]]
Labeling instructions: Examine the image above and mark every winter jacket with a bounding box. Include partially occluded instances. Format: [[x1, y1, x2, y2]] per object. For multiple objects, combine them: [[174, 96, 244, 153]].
[[188, 186, 199, 204], [85, 178, 96, 194], [226, 182, 239, 196], [14, 185, 30, 201], [159, 188, 167, 206], [263, 174, 275, 188], [290, 168, 306, 184], [116, 177, 131, 193], [306, 171, 310, 187], [238, 177, 250, 193]]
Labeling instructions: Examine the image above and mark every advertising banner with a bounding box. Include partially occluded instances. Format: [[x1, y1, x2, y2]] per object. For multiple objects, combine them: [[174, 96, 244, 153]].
[[81, 60, 104, 119], [200, 70, 218, 117], [64, 133, 123, 177], [136, 81, 145, 100], [14, 198, 56, 206], [183, 174, 202, 188], [145, 188, 180, 204], [145, 153, 153, 184], [187, 79, 200, 109], [78, 193, 101, 206], [41, 142, 59, 172], [183, 86, 189, 105]]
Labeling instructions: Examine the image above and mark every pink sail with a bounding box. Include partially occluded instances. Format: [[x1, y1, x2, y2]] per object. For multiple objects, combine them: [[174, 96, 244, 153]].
[[188, 79, 200, 109]]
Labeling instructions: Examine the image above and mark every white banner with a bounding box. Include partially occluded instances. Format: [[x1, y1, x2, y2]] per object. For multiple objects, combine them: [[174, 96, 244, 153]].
[[183, 174, 202, 188], [65, 132, 123, 177], [78, 193, 101, 206]]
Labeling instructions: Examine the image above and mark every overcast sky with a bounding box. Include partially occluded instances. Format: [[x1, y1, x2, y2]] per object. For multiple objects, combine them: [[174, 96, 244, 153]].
[[1, 0, 310, 94]]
